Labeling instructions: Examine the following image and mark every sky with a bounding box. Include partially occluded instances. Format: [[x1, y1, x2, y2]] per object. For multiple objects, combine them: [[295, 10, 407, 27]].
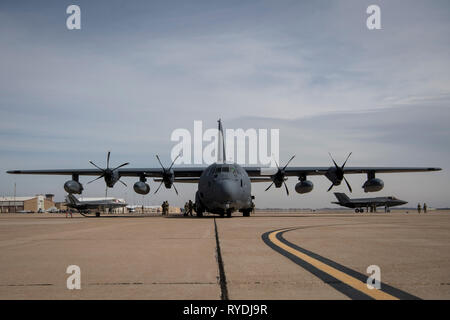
[[0, 0, 449, 208]]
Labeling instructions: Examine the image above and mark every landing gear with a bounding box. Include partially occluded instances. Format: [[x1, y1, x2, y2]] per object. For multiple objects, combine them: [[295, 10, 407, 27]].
[[355, 208, 360, 213], [242, 209, 251, 217], [95, 212, 100, 217], [226, 210, 232, 218]]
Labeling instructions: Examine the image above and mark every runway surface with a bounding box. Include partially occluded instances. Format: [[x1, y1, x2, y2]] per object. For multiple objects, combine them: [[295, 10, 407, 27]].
[[0, 210, 449, 299]]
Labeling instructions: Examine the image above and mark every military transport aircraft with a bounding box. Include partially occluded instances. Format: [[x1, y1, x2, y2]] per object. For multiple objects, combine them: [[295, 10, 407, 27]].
[[65, 194, 127, 216], [332, 192, 407, 213], [7, 120, 441, 217]]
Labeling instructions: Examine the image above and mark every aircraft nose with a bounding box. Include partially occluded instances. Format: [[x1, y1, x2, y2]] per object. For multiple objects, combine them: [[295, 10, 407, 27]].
[[216, 180, 238, 201]]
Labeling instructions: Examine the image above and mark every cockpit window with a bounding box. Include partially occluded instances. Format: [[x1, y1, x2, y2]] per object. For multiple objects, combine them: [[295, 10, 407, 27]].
[[222, 166, 229, 173]]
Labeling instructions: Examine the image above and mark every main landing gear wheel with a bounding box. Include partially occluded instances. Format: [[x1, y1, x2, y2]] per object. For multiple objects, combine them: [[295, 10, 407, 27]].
[[95, 212, 100, 217], [226, 210, 232, 218], [243, 210, 251, 217]]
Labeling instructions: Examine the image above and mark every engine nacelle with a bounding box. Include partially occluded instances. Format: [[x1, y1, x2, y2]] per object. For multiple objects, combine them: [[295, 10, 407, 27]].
[[295, 180, 314, 194], [64, 180, 83, 194], [362, 178, 384, 192], [133, 181, 150, 195]]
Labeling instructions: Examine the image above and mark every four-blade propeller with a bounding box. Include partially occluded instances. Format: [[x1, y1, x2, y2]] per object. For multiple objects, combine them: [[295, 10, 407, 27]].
[[87, 151, 129, 187], [327, 152, 353, 193]]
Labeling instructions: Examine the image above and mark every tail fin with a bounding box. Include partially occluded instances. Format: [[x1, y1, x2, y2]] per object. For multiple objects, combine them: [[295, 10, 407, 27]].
[[217, 119, 226, 163], [66, 194, 80, 205], [334, 192, 350, 204]]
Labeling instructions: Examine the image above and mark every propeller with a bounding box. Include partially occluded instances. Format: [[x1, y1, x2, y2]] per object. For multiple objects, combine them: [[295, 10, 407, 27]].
[[327, 152, 352, 192], [265, 155, 295, 195], [87, 151, 129, 188], [154, 154, 181, 195]]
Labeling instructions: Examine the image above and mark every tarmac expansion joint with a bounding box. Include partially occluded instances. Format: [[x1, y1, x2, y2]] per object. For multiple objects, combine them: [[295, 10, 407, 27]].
[[214, 218, 229, 300]]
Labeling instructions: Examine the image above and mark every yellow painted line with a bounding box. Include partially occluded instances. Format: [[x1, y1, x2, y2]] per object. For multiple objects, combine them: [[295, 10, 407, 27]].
[[268, 228, 398, 300]]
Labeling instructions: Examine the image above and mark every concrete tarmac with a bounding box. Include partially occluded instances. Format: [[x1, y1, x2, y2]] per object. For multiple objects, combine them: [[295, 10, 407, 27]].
[[0, 210, 449, 299]]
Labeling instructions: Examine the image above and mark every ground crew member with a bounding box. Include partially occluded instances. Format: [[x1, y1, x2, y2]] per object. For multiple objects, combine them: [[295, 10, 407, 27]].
[[184, 202, 189, 216], [417, 203, 421, 213], [66, 210, 72, 218], [423, 203, 427, 213], [165, 201, 169, 215], [161, 201, 167, 216], [188, 200, 194, 216]]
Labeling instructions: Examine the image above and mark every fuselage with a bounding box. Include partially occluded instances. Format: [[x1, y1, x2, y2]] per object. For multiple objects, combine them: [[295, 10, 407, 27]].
[[196, 162, 252, 215]]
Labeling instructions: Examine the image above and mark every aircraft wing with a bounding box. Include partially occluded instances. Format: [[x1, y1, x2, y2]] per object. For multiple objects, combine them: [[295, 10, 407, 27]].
[[7, 167, 206, 178], [243, 166, 441, 177], [7, 166, 441, 178]]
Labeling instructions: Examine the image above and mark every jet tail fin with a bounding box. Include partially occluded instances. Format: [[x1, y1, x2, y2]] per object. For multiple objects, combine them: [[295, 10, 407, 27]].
[[217, 119, 226, 163], [66, 194, 80, 205], [334, 192, 350, 204]]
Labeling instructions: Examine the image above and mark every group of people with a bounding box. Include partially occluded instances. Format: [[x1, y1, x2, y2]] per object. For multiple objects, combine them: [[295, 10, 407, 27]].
[[160, 200, 194, 216], [417, 203, 427, 213], [183, 200, 194, 216], [161, 201, 170, 215]]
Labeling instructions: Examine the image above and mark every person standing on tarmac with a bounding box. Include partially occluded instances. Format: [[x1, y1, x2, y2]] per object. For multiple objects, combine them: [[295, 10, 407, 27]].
[[188, 200, 194, 216], [184, 202, 189, 216], [417, 203, 421, 213], [161, 201, 168, 216], [423, 203, 427, 213]]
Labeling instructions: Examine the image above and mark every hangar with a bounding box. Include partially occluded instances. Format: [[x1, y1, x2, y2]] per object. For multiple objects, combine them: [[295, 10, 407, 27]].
[[0, 194, 55, 213]]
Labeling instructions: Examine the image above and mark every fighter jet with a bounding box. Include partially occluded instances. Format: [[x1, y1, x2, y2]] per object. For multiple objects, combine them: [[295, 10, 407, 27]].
[[65, 194, 127, 216], [332, 192, 408, 213], [7, 120, 441, 218]]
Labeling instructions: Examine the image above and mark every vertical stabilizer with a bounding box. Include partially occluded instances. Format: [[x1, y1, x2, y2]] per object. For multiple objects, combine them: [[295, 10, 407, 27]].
[[217, 119, 226, 163], [66, 194, 80, 205], [334, 193, 350, 204]]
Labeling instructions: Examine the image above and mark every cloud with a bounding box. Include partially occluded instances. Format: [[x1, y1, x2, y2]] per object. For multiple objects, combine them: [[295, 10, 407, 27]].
[[0, 0, 448, 208]]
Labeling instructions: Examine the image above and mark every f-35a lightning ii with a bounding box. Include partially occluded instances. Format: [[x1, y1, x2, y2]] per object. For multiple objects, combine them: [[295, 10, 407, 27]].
[[65, 194, 127, 216], [7, 120, 441, 217], [332, 192, 407, 213]]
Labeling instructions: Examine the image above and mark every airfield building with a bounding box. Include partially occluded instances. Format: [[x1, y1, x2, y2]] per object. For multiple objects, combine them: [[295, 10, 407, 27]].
[[0, 194, 55, 213]]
